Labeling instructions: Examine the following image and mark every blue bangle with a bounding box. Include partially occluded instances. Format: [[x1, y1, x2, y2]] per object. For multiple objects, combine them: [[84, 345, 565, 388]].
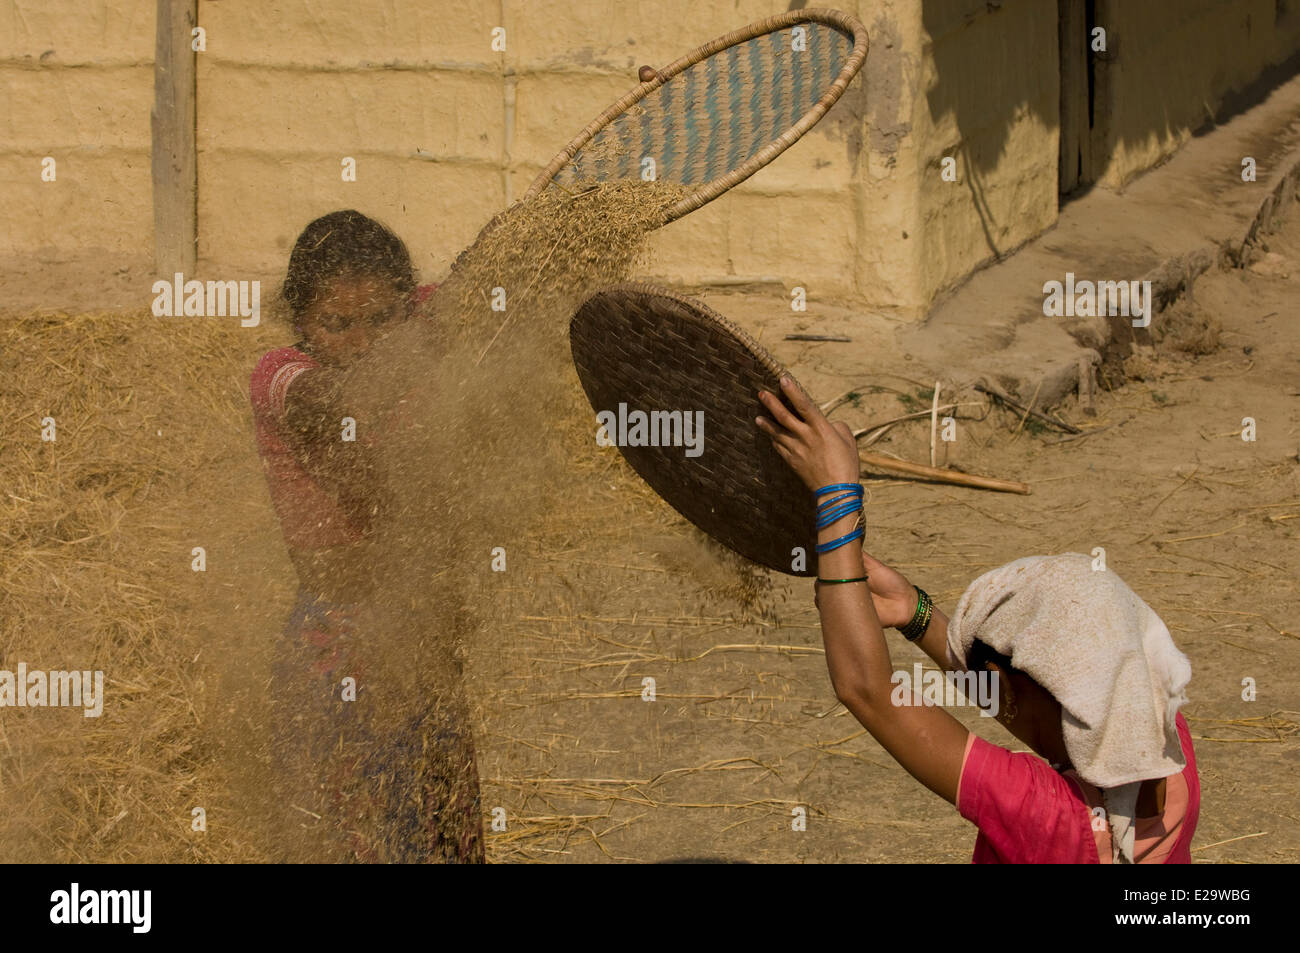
[[816, 501, 862, 529], [816, 491, 859, 512], [814, 483, 862, 499], [816, 527, 864, 554], [817, 527, 864, 553], [817, 498, 858, 516], [817, 512, 861, 531]]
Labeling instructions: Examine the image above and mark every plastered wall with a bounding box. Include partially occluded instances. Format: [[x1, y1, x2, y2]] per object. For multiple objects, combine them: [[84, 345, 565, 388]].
[[4, 1, 1300, 318], [0, 1, 155, 262], [195, 1, 895, 309], [912, 0, 1061, 307], [1096, 0, 1300, 188]]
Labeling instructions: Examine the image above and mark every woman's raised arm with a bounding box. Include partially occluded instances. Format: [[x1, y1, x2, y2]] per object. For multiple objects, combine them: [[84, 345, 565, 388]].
[[757, 376, 970, 804]]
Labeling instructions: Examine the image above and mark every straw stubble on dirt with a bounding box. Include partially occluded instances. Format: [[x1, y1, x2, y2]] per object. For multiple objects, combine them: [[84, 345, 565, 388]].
[[2, 196, 1297, 862], [0, 182, 713, 862]]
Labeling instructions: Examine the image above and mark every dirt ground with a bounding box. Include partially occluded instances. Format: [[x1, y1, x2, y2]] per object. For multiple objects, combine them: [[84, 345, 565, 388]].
[[1, 201, 1295, 866], [462, 206, 1299, 864]]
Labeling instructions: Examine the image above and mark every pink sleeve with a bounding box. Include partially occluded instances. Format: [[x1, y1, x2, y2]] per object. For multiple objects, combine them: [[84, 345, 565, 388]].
[[250, 346, 317, 420], [958, 735, 1099, 864], [250, 346, 364, 551]]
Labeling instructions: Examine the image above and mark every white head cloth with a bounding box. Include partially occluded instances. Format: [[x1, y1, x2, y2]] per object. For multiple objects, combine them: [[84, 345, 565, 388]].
[[947, 553, 1191, 863]]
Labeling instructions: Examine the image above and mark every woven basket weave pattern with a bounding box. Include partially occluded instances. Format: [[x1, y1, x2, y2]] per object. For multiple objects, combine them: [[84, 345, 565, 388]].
[[527, 9, 868, 224], [570, 284, 818, 576], [559, 24, 848, 187]]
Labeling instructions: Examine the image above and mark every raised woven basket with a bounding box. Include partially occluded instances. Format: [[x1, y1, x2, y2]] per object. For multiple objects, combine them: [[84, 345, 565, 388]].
[[570, 283, 820, 576], [526, 9, 869, 224]]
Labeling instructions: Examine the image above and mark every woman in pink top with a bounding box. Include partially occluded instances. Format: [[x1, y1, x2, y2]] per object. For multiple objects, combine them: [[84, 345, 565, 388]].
[[251, 210, 483, 863], [756, 377, 1199, 863]]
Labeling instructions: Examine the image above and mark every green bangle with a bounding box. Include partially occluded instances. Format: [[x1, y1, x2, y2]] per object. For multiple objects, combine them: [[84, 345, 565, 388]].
[[815, 575, 868, 585], [898, 586, 934, 642]]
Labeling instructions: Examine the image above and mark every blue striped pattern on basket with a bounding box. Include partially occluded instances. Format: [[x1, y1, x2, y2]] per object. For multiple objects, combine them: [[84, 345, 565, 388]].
[[556, 23, 852, 188]]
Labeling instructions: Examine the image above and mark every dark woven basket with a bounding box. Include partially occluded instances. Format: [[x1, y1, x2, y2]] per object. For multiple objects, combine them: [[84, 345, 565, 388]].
[[570, 283, 819, 576]]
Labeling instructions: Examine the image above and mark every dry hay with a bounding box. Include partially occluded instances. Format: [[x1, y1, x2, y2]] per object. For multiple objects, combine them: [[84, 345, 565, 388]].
[[0, 180, 771, 862], [347, 178, 707, 627], [319, 181, 699, 660], [0, 309, 283, 862], [439, 180, 690, 349], [1153, 298, 1222, 356]]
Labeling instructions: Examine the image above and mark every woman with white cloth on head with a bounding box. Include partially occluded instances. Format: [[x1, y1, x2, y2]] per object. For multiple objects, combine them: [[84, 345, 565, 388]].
[[756, 377, 1199, 863]]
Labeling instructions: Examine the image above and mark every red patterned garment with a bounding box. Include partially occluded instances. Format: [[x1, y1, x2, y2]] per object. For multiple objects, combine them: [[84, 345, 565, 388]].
[[249, 345, 365, 551], [249, 281, 438, 555]]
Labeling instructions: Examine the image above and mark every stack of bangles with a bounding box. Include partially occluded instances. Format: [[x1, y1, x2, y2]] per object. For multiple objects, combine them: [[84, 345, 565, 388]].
[[813, 481, 935, 643], [813, 483, 864, 555], [898, 586, 934, 643]]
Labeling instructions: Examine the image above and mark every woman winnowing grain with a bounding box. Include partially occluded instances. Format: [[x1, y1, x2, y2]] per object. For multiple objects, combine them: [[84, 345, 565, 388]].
[[249, 209, 484, 863], [756, 377, 1199, 864]]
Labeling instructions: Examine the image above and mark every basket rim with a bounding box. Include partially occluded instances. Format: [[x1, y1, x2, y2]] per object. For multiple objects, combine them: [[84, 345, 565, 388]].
[[524, 9, 870, 224]]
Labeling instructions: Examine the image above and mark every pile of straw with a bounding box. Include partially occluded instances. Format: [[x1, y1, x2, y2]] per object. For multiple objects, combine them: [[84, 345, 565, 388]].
[[0, 179, 758, 862], [0, 310, 284, 861]]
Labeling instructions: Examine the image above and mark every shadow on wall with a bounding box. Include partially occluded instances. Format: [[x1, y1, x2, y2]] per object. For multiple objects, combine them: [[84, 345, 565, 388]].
[[1197, 43, 1300, 135], [921, 0, 1062, 263], [920, 0, 1300, 258]]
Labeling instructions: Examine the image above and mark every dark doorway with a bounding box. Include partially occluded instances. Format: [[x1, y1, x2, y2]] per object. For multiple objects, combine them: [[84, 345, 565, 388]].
[[1058, 0, 1103, 199]]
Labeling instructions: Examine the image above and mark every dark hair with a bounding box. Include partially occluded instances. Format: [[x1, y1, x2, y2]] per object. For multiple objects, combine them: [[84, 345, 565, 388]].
[[282, 210, 416, 320], [966, 639, 1014, 673]]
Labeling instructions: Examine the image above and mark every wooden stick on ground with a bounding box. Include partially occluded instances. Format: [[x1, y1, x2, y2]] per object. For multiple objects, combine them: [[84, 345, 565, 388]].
[[820, 385, 880, 415], [850, 401, 986, 440], [859, 450, 1031, 495], [860, 423, 896, 447], [851, 403, 957, 440], [819, 386, 858, 415], [1078, 357, 1096, 417], [929, 380, 941, 467], [819, 379, 931, 415], [975, 381, 1081, 434], [1047, 423, 1112, 445]]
